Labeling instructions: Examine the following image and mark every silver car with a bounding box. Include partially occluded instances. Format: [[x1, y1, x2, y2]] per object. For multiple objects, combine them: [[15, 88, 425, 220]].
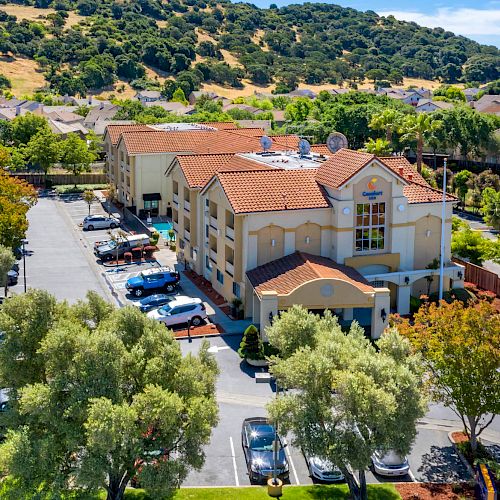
[[83, 215, 120, 231], [304, 451, 344, 482], [371, 451, 410, 476]]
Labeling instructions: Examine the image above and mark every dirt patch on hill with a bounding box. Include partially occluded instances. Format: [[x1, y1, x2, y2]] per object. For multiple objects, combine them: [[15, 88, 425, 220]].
[[0, 56, 46, 95], [0, 3, 84, 27]]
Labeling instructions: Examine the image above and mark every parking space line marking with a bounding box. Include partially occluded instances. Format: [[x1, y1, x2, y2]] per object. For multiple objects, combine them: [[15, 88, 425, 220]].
[[229, 436, 239, 487], [408, 469, 416, 482], [284, 440, 300, 485]]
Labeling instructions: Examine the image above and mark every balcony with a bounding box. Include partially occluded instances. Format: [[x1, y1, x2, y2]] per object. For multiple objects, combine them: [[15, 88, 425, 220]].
[[210, 216, 218, 230], [184, 200, 191, 212], [226, 261, 234, 276], [173, 221, 179, 232], [184, 229, 190, 242], [173, 193, 179, 206], [226, 226, 234, 241], [209, 248, 217, 262]]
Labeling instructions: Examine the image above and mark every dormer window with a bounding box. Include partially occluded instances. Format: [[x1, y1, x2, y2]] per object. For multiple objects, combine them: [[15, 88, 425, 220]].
[[355, 202, 385, 252]]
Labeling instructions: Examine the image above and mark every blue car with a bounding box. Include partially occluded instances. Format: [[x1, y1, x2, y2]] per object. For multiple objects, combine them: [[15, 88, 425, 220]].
[[126, 266, 180, 297], [135, 294, 174, 312]]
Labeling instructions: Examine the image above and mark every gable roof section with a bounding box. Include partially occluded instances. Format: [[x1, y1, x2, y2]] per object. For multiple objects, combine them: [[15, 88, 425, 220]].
[[315, 148, 377, 189], [403, 183, 457, 203], [215, 168, 331, 214], [247, 251, 374, 297], [378, 156, 427, 185], [105, 124, 153, 145], [228, 128, 266, 138], [310, 144, 331, 156], [198, 121, 238, 130]]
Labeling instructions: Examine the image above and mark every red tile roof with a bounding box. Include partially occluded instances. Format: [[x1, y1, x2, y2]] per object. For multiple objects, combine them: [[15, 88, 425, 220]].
[[379, 156, 427, 185], [272, 135, 300, 150], [228, 128, 266, 137], [315, 148, 377, 189], [310, 144, 331, 156], [403, 183, 457, 203], [247, 251, 374, 297], [176, 153, 273, 189], [105, 124, 153, 145], [198, 121, 238, 130], [215, 168, 331, 214]]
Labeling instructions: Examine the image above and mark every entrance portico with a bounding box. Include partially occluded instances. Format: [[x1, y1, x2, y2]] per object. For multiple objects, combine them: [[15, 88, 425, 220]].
[[247, 252, 391, 339]]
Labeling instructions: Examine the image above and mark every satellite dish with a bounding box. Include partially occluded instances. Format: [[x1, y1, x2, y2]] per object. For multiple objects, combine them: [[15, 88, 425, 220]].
[[298, 138, 311, 157], [326, 132, 348, 154], [260, 135, 272, 152]]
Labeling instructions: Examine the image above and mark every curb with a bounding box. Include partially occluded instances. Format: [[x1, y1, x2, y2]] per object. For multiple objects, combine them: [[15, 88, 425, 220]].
[[102, 258, 159, 268], [175, 330, 244, 341], [447, 431, 475, 479]]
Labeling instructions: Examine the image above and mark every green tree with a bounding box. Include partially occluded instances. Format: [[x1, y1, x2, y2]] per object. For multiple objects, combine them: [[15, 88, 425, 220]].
[[451, 226, 494, 265], [238, 324, 264, 360], [481, 187, 500, 231], [453, 170, 473, 209], [59, 133, 96, 184], [0, 291, 219, 500], [396, 301, 500, 454], [363, 138, 392, 156], [82, 189, 96, 216], [171, 87, 188, 105], [0, 244, 15, 297], [24, 129, 61, 181], [284, 97, 313, 122], [11, 113, 50, 146], [399, 114, 442, 173], [266, 307, 426, 500], [369, 108, 403, 143]]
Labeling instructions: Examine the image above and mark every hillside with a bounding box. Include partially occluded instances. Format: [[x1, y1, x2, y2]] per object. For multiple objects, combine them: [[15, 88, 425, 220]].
[[0, 0, 498, 97]]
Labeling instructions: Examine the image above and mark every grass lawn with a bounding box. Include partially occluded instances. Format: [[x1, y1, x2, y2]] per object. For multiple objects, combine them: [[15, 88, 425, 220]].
[[117, 484, 400, 500]]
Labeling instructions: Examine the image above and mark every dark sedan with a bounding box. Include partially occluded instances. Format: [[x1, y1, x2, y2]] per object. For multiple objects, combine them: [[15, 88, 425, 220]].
[[134, 294, 175, 313], [242, 417, 289, 483]]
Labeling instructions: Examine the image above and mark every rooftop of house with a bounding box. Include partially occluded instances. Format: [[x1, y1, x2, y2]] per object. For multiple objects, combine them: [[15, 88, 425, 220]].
[[247, 251, 374, 297], [136, 90, 162, 98], [474, 94, 500, 114], [105, 124, 154, 145], [239, 151, 327, 170], [415, 99, 454, 110], [149, 122, 214, 132]]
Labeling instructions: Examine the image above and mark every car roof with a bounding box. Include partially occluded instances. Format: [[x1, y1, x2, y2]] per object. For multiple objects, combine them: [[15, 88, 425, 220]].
[[141, 266, 173, 276], [168, 296, 201, 307]]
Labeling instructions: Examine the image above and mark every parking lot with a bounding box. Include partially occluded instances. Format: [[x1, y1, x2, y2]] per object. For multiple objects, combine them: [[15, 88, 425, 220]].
[[11, 194, 486, 488]]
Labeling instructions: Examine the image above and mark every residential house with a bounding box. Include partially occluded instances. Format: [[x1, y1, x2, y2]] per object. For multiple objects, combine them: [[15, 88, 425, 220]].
[[463, 88, 481, 102], [415, 99, 454, 113], [135, 90, 162, 104], [473, 94, 500, 115], [84, 104, 121, 129], [188, 91, 220, 105], [168, 148, 463, 339], [236, 119, 272, 132], [144, 101, 196, 115]]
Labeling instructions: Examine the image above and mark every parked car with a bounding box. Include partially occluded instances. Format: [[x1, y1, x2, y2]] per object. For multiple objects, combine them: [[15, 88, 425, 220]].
[[126, 267, 180, 297], [147, 296, 206, 327], [134, 293, 176, 312], [83, 215, 120, 231], [371, 451, 410, 476], [241, 417, 289, 483], [303, 451, 344, 482], [7, 269, 18, 286], [95, 234, 150, 261]]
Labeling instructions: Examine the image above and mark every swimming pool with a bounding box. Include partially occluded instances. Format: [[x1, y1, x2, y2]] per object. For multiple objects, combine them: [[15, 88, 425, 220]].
[[152, 222, 173, 239]]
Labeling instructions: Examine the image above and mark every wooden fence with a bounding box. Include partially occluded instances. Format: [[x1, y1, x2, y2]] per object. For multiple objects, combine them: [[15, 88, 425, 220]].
[[11, 172, 107, 186], [453, 257, 500, 297]]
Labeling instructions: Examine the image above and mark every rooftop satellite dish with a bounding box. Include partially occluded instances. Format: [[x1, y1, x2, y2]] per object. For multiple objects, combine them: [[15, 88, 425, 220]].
[[260, 135, 272, 152], [298, 138, 311, 157], [326, 132, 348, 154]]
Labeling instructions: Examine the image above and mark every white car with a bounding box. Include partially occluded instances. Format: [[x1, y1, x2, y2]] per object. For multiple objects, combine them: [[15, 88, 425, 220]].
[[371, 451, 410, 476], [304, 451, 344, 482], [147, 296, 207, 327], [83, 215, 120, 231]]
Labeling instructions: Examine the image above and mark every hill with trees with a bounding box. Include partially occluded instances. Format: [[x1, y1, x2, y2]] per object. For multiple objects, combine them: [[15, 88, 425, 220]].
[[0, 0, 498, 96]]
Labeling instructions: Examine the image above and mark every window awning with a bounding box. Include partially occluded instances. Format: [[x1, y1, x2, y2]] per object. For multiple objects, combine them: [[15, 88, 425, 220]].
[[143, 193, 162, 201]]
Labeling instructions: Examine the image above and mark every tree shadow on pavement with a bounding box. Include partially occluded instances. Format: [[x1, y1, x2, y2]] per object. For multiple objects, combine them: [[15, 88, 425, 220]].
[[417, 445, 471, 483]]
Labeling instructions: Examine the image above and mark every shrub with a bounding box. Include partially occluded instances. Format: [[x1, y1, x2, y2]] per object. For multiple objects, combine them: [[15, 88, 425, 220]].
[[149, 230, 160, 246], [238, 324, 264, 360], [410, 296, 422, 314], [477, 290, 496, 303], [464, 282, 479, 294]]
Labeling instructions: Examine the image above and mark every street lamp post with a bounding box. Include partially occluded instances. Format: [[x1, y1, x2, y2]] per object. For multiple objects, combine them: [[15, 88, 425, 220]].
[[438, 158, 447, 302], [21, 239, 28, 293]]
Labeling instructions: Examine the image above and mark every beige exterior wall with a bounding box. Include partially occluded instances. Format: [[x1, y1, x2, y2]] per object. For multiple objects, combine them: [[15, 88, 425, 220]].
[[103, 135, 120, 194]]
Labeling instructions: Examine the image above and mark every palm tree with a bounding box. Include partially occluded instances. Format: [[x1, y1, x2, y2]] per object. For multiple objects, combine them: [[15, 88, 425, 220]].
[[363, 138, 392, 156], [369, 109, 403, 144], [399, 114, 443, 173]]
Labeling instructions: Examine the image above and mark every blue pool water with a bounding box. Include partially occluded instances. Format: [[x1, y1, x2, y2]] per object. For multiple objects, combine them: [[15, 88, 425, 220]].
[[152, 222, 173, 239]]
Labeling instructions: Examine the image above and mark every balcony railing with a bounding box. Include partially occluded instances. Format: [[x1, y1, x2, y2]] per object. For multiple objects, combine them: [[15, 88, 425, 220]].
[[226, 261, 234, 276], [173, 193, 179, 206], [184, 200, 191, 212], [184, 229, 190, 242], [226, 226, 234, 241], [173, 221, 179, 232], [210, 216, 218, 230], [209, 248, 217, 262]]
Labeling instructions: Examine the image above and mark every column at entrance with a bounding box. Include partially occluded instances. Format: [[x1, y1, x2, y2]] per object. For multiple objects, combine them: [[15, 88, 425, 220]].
[[396, 285, 412, 316], [259, 291, 278, 342]]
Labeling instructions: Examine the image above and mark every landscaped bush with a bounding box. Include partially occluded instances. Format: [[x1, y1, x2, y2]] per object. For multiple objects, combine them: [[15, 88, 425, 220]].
[[477, 289, 496, 303], [238, 324, 264, 360], [55, 184, 108, 194], [410, 296, 422, 314], [429, 288, 476, 305]]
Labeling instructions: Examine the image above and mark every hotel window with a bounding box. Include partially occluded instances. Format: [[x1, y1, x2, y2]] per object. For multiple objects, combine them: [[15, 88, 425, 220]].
[[233, 282, 240, 298], [355, 202, 385, 251], [216, 269, 224, 284], [144, 200, 159, 210]]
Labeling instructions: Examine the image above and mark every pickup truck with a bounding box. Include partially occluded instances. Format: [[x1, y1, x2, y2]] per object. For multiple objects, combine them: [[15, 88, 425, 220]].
[[126, 267, 180, 297], [94, 234, 150, 261]]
